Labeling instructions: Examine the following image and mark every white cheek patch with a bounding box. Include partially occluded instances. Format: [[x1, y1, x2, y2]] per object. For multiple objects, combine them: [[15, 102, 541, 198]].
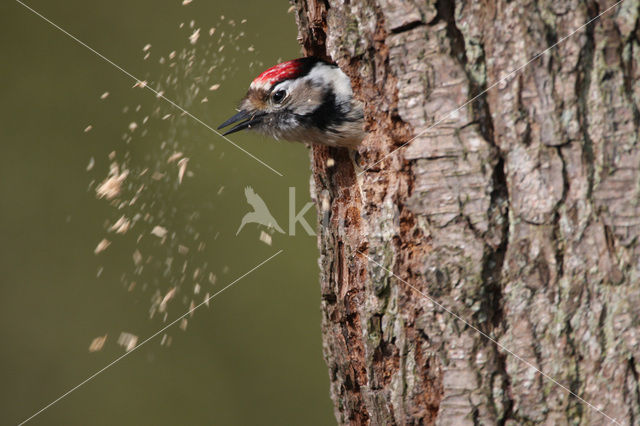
[[306, 63, 353, 103], [271, 80, 319, 115]]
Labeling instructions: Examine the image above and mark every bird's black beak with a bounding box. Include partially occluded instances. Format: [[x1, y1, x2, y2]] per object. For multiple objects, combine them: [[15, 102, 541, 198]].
[[217, 110, 264, 136]]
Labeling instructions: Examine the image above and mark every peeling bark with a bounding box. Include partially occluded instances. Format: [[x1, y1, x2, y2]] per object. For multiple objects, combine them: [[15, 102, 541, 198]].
[[294, 0, 640, 424]]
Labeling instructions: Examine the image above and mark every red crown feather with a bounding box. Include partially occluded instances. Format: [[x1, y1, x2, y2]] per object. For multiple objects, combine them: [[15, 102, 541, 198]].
[[250, 58, 308, 89]]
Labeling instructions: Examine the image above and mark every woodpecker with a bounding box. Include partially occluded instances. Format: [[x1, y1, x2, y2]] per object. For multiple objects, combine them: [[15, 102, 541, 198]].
[[218, 57, 365, 148]]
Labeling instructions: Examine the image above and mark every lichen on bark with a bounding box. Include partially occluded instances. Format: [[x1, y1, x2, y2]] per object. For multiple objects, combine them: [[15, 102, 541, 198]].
[[294, 0, 640, 424]]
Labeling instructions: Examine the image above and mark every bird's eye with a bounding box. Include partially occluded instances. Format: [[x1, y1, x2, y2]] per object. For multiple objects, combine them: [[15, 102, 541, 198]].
[[272, 90, 286, 103]]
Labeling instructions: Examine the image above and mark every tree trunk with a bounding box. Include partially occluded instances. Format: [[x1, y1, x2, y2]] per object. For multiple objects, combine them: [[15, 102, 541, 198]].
[[293, 0, 640, 424]]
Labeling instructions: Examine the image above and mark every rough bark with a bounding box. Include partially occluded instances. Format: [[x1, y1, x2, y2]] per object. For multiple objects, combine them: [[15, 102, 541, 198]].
[[293, 0, 640, 424]]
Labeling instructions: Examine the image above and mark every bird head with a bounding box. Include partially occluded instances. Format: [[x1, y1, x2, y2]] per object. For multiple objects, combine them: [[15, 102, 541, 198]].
[[218, 57, 365, 148]]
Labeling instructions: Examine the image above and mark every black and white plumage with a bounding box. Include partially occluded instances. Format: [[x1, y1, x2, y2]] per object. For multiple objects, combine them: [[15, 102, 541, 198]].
[[218, 57, 365, 148]]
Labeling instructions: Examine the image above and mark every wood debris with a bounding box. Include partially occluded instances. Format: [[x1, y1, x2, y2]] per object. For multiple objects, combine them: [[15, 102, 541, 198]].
[[260, 231, 272, 246], [88, 335, 107, 352], [177, 158, 189, 184], [117, 332, 138, 352], [151, 225, 168, 238], [189, 28, 200, 45], [161, 334, 172, 347], [109, 215, 131, 234], [94, 238, 111, 254], [96, 163, 128, 200], [88, 15, 250, 328], [167, 152, 183, 163], [159, 287, 176, 312], [132, 249, 143, 266]]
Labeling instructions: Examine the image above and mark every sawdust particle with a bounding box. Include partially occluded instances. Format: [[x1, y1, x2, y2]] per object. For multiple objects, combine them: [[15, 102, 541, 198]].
[[88, 335, 107, 352], [117, 332, 138, 352], [260, 231, 272, 246], [109, 215, 131, 234], [159, 287, 176, 312], [178, 158, 189, 184], [151, 225, 168, 238], [94, 238, 111, 254], [189, 28, 200, 45]]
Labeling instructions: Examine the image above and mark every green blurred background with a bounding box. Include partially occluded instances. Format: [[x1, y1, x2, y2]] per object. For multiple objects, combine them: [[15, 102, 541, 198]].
[[1, 1, 334, 424]]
